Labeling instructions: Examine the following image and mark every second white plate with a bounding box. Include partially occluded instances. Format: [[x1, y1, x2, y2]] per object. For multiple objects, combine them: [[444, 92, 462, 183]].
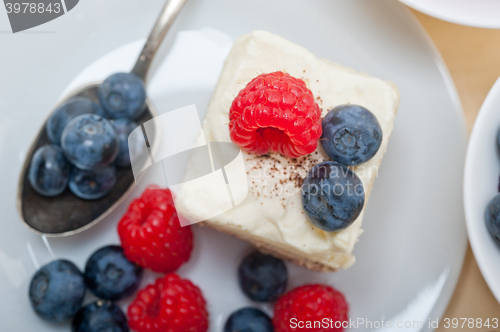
[[464, 76, 500, 305], [400, 0, 500, 29]]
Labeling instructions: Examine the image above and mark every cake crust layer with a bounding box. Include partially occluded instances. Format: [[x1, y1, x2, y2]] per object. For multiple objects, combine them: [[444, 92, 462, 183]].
[[198, 221, 339, 272]]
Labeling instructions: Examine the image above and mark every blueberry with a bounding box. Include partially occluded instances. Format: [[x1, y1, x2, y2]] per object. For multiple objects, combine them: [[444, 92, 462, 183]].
[[302, 161, 365, 232], [28, 145, 70, 197], [61, 114, 119, 170], [238, 251, 287, 302], [111, 119, 138, 167], [69, 166, 116, 200], [485, 193, 500, 244], [46, 97, 104, 145], [98, 73, 146, 120], [72, 301, 129, 332], [321, 105, 383, 166], [29, 259, 86, 322], [84, 245, 142, 301], [224, 308, 273, 332]]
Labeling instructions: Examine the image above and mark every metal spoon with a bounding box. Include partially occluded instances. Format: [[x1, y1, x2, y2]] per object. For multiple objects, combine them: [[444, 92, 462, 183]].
[[17, 0, 187, 236]]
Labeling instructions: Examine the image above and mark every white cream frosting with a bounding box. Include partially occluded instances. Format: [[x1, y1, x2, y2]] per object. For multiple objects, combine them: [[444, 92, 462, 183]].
[[175, 31, 399, 269]]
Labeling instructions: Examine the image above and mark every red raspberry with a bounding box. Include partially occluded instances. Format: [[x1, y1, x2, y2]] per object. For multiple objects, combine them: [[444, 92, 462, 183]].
[[118, 186, 193, 273], [229, 71, 322, 158], [128, 273, 209, 332], [273, 284, 349, 332]]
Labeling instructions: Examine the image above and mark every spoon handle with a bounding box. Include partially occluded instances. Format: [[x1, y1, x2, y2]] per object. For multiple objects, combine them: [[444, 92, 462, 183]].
[[131, 0, 188, 81]]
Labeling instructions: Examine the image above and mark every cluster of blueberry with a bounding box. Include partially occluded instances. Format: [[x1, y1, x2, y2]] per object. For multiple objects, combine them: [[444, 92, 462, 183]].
[[302, 105, 383, 233], [28, 72, 146, 200], [484, 130, 500, 243], [27, 185, 350, 332], [28, 187, 206, 332], [29, 245, 142, 332]]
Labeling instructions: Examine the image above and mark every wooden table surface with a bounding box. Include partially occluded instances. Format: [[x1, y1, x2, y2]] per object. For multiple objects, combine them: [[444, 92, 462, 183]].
[[411, 9, 500, 331]]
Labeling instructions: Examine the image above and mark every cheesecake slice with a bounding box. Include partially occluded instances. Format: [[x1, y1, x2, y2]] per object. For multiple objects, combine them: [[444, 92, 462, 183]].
[[175, 31, 400, 271]]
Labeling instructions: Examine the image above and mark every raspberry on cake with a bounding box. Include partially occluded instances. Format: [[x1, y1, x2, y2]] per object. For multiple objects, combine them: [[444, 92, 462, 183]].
[[229, 71, 322, 158], [118, 186, 193, 273], [175, 31, 400, 271]]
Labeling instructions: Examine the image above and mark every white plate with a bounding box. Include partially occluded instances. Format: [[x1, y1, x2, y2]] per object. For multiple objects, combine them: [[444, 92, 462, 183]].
[[464, 76, 500, 304], [0, 0, 467, 331], [399, 0, 500, 29]]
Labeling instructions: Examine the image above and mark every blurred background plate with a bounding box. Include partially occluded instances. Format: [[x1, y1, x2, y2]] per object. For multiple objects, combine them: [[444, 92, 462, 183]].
[[464, 76, 500, 304], [0, 0, 467, 331], [400, 0, 500, 29]]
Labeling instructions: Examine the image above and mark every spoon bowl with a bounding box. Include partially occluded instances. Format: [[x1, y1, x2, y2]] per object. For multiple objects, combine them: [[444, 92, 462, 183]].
[[17, 0, 187, 236], [17, 83, 157, 236]]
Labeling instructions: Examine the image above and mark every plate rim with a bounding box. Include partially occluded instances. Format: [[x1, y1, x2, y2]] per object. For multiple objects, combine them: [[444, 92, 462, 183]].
[[464, 75, 500, 304], [0, 0, 470, 328], [399, 0, 500, 29]]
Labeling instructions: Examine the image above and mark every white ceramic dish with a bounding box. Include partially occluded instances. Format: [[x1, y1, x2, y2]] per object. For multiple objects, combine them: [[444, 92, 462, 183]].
[[0, 0, 467, 331], [400, 0, 500, 29], [464, 76, 500, 304]]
